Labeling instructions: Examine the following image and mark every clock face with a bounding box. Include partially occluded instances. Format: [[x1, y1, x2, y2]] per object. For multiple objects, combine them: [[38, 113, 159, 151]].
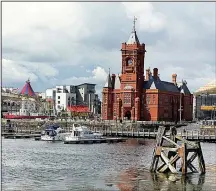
[[127, 59, 133, 65]]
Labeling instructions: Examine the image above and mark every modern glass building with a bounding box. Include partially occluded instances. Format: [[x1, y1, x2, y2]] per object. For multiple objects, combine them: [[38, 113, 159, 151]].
[[195, 94, 216, 119], [194, 80, 216, 120]]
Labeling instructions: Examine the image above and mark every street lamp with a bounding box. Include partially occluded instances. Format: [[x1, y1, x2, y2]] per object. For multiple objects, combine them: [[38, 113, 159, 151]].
[[179, 88, 184, 124]]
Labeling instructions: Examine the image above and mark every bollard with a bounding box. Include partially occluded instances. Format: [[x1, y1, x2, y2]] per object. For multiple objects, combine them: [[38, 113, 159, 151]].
[[197, 130, 199, 140]]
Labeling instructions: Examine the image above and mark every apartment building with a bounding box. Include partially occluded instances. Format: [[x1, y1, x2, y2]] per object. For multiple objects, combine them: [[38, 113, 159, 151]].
[[45, 83, 100, 114]]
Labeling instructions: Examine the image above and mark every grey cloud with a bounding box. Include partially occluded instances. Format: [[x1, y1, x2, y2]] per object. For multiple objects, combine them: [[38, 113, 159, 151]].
[[2, 2, 215, 93]]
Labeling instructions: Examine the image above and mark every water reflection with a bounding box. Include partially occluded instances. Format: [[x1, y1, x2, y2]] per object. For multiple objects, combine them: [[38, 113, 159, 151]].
[[2, 138, 216, 191], [115, 165, 216, 191]]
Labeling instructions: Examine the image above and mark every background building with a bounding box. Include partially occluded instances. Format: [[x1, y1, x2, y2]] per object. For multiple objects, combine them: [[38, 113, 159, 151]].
[[45, 83, 100, 115], [194, 80, 216, 120], [102, 20, 193, 122], [2, 80, 46, 117]]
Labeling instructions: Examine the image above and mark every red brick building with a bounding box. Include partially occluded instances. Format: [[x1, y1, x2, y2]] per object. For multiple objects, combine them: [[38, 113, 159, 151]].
[[102, 21, 193, 122]]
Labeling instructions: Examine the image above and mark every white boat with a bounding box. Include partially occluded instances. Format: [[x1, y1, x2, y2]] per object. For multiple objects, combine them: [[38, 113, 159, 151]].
[[41, 124, 70, 141], [64, 123, 103, 141]]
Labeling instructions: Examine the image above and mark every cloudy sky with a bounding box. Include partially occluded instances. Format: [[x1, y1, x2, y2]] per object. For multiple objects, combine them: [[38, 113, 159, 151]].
[[2, 2, 215, 96]]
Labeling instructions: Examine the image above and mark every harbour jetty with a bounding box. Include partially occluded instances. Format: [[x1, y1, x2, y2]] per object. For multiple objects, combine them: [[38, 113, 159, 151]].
[[1, 119, 216, 142], [102, 128, 216, 142]]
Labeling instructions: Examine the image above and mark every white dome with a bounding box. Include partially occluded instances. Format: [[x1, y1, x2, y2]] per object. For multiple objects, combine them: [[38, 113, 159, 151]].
[[195, 80, 216, 93]]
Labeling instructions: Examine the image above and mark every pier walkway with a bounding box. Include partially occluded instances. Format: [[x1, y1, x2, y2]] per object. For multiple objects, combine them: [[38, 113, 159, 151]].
[[2, 129, 216, 142], [100, 129, 216, 142]]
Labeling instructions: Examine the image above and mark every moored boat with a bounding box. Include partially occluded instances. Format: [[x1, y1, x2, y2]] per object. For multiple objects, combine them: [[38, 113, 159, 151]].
[[41, 124, 70, 141], [64, 123, 103, 141]]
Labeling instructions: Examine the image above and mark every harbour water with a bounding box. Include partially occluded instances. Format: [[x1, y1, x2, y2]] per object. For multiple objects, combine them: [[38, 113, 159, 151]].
[[2, 138, 216, 191]]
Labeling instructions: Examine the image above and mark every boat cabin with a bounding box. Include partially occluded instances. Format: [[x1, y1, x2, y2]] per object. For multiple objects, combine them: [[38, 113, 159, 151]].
[[42, 124, 61, 136], [71, 124, 96, 139]]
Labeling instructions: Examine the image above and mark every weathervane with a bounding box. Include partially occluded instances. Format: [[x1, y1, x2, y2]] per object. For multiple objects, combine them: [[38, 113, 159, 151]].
[[133, 16, 137, 32]]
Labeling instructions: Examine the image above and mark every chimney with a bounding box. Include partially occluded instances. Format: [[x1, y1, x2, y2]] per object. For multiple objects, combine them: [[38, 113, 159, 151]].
[[172, 74, 177, 84], [153, 68, 158, 79], [111, 74, 116, 89], [145, 68, 150, 81]]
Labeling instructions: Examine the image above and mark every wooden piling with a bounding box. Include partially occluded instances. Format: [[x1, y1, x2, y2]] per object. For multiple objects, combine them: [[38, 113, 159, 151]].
[[150, 126, 206, 175]]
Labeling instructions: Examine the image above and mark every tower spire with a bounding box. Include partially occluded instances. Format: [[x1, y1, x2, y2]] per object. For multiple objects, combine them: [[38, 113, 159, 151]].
[[133, 16, 137, 32], [127, 16, 140, 44], [104, 68, 112, 88]]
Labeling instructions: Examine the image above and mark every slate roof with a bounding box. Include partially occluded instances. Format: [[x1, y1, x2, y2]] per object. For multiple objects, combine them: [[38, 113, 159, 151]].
[[127, 31, 140, 44], [114, 75, 121, 89], [143, 76, 181, 93], [180, 83, 191, 95], [104, 73, 112, 88]]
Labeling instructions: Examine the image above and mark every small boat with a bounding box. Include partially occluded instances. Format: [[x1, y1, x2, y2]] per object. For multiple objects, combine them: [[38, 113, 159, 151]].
[[64, 123, 103, 141], [41, 124, 70, 141]]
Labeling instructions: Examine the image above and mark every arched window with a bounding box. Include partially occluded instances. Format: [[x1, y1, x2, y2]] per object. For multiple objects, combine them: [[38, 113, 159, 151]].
[[126, 58, 133, 66]]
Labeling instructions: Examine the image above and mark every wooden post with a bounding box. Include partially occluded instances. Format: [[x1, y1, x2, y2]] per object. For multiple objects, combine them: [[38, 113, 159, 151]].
[[150, 126, 166, 172], [181, 143, 187, 174], [197, 142, 206, 174]]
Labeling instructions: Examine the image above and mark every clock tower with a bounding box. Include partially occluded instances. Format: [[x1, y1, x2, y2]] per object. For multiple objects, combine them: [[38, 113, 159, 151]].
[[120, 17, 146, 94], [119, 17, 146, 121]]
